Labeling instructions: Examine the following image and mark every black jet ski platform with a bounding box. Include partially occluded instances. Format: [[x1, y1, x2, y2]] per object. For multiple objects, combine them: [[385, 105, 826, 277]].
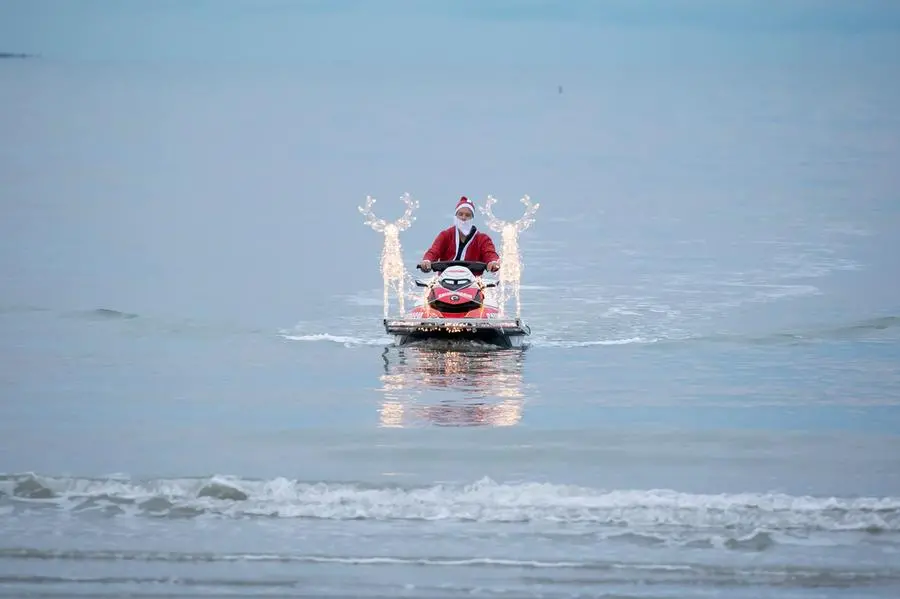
[[384, 317, 531, 349]]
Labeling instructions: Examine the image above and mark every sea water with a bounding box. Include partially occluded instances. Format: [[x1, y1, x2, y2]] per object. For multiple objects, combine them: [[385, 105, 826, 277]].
[[2, 20, 900, 599]]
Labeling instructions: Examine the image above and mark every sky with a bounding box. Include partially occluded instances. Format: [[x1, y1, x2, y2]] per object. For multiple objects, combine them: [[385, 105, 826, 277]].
[[1, 0, 899, 65]]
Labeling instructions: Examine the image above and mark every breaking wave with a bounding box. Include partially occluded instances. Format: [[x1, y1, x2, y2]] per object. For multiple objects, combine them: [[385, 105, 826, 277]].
[[2, 474, 898, 534]]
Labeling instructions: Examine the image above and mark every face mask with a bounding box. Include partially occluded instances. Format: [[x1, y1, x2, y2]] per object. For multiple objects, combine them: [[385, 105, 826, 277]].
[[456, 217, 473, 235]]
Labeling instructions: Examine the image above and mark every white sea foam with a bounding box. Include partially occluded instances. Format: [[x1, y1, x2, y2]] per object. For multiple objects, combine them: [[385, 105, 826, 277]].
[[279, 331, 392, 346], [3, 475, 898, 533], [531, 336, 660, 348]]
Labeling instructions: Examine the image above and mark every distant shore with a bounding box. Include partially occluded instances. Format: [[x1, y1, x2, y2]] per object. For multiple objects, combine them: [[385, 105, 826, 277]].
[[0, 52, 36, 59]]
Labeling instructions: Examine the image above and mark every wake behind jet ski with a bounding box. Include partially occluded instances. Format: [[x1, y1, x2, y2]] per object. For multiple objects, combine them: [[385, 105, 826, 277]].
[[383, 260, 531, 349]]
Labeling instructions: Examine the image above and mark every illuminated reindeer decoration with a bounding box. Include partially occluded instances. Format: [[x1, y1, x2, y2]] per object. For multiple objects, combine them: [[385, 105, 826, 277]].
[[478, 194, 540, 317], [359, 193, 419, 317]]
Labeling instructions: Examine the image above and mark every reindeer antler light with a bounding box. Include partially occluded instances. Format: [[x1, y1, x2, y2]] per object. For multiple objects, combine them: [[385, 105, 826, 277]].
[[480, 194, 540, 233], [359, 193, 419, 232], [359, 192, 419, 317], [476, 194, 540, 318]]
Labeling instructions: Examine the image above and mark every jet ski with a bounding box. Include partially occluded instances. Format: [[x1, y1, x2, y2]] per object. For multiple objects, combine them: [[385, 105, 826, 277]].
[[383, 260, 531, 349]]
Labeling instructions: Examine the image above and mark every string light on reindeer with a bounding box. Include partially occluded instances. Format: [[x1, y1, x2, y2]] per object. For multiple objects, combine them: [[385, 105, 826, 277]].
[[478, 194, 540, 318], [358, 192, 419, 317]]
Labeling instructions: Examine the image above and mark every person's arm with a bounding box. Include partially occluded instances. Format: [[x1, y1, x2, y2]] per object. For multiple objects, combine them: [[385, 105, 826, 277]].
[[481, 235, 501, 271], [419, 231, 446, 270]]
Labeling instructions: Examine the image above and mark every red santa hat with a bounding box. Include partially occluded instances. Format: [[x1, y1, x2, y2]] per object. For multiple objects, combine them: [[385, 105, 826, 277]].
[[455, 196, 476, 216]]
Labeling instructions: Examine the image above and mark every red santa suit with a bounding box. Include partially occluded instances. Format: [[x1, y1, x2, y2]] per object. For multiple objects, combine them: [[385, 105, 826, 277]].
[[422, 197, 500, 266]]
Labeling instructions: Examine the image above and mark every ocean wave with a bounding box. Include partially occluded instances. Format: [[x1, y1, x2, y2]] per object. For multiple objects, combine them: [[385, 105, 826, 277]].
[[1, 559, 897, 594], [690, 315, 900, 346], [0, 548, 896, 581], [62, 308, 140, 320], [2, 474, 898, 533]]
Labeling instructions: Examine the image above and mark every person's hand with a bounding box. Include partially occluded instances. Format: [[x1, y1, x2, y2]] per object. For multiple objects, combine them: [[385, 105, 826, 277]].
[[418, 260, 432, 272], [487, 261, 500, 272]]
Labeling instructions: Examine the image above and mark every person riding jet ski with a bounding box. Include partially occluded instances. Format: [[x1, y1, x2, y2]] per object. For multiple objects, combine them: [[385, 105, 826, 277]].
[[417, 196, 501, 274]]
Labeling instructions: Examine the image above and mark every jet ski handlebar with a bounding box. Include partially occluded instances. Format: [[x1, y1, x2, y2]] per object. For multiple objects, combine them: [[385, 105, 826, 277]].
[[418, 260, 489, 275]]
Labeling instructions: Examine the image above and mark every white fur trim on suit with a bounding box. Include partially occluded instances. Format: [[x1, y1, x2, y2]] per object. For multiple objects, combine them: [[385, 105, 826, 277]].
[[454, 228, 477, 261]]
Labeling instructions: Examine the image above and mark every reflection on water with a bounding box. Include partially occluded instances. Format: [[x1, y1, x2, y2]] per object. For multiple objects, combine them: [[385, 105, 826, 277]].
[[378, 345, 531, 427]]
